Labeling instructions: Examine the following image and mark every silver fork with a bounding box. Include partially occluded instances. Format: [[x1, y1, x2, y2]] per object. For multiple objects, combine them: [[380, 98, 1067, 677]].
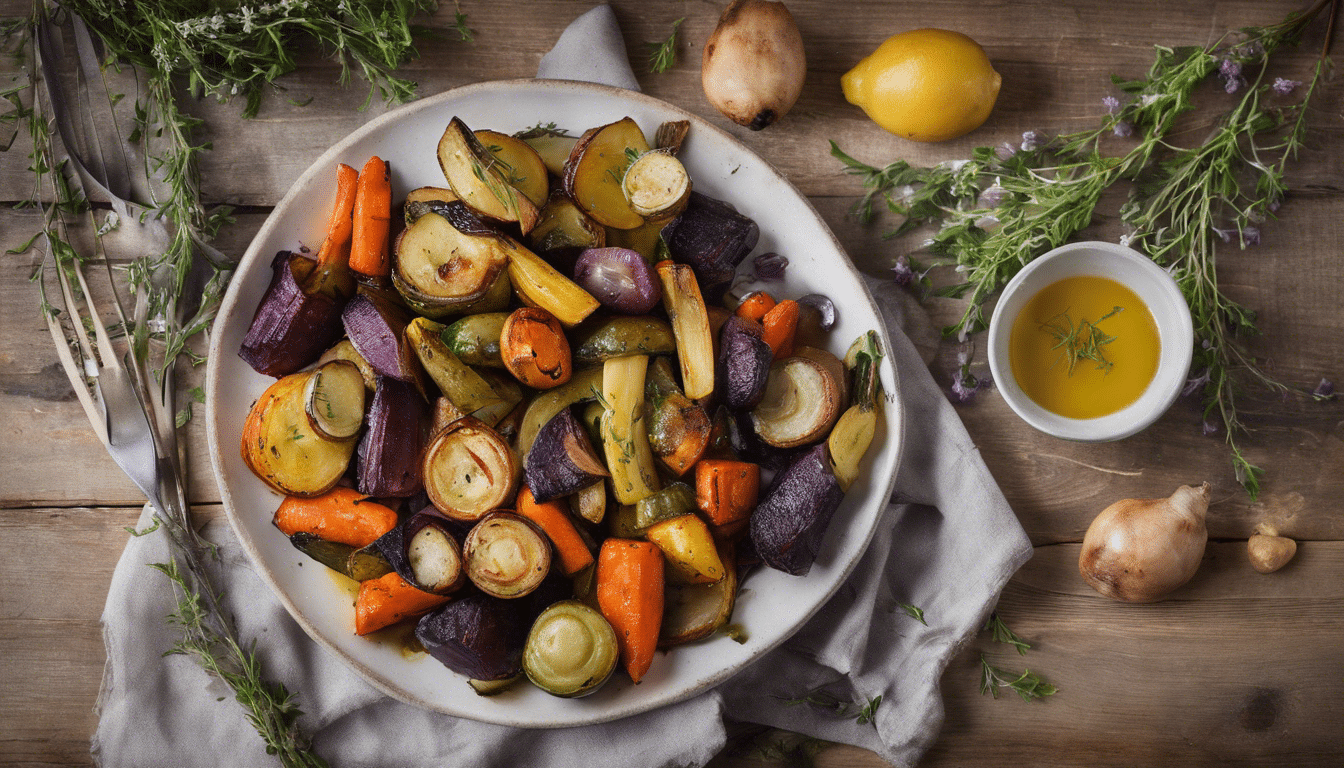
[[35, 11, 205, 565]]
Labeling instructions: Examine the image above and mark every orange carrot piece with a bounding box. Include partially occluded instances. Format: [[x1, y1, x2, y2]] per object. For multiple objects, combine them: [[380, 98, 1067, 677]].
[[350, 155, 393, 277], [354, 571, 452, 635], [314, 163, 359, 271], [735, 291, 776, 323], [596, 538, 664, 684], [272, 487, 399, 548], [695, 459, 760, 527], [761, 299, 799, 358], [516, 485, 594, 576]]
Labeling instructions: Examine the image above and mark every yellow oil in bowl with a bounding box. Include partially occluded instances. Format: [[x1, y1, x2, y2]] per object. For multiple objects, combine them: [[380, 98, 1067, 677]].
[[1009, 275, 1160, 419]]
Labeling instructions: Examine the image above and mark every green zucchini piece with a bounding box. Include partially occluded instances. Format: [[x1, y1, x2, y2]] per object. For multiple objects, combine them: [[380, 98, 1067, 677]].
[[572, 316, 677, 364], [523, 600, 619, 697]]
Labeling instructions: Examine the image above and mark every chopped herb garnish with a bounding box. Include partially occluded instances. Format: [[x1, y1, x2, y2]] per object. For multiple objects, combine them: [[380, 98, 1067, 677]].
[[646, 17, 684, 74]]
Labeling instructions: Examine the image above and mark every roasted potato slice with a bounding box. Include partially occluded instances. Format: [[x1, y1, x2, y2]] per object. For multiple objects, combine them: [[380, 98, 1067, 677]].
[[438, 117, 540, 232], [563, 117, 651, 230], [475, 129, 549, 209], [241, 370, 357, 497], [391, 208, 512, 319]]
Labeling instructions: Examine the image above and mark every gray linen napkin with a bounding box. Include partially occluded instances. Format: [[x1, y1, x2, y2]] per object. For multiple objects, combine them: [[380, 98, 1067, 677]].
[[92, 6, 1032, 767]]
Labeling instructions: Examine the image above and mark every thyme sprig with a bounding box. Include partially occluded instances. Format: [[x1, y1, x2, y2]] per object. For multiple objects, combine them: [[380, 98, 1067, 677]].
[[1043, 306, 1124, 376], [646, 17, 684, 74], [979, 654, 1058, 702], [832, 0, 1337, 496], [8, 1, 441, 763]]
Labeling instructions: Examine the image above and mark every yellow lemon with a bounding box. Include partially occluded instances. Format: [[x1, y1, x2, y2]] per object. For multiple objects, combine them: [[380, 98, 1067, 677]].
[[842, 29, 1001, 142]]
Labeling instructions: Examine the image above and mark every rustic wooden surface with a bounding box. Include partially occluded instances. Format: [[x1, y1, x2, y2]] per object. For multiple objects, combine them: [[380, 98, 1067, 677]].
[[2, 1, 1342, 766]]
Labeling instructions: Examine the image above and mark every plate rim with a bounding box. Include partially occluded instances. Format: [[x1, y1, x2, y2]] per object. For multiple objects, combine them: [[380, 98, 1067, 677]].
[[205, 77, 905, 727]]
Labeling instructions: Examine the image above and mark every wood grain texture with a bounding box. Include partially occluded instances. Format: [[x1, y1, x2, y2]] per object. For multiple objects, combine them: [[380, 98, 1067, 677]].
[[1, 0, 1341, 766]]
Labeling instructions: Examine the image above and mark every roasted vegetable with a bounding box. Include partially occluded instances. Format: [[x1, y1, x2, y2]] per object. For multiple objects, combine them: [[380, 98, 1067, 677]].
[[517, 485, 595, 576], [596, 538, 664, 684], [273, 487, 399, 548], [660, 192, 760, 295], [600, 355, 662, 505], [645, 513, 726, 584], [563, 117, 652, 230], [527, 191, 605, 262], [645, 356, 711, 476], [517, 366, 604, 459], [391, 206, 512, 319], [656, 260, 715, 399], [761, 298, 800, 358], [402, 511, 468, 594], [570, 480, 608, 525], [524, 406, 609, 503], [621, 150, 691, 220], [475, 128, 549, 208], [504, 238, 602, 327], [654, 120, 691, 155], [288, 532, 365, 578], [349, 155, 393, 278], [634, 482, 698, 531], [752, 346, 847, 448], [573, 316, 677, 364], [241, 369, 358, 497], [523, 600, 619, 698], [355, 571, 453, 636], [518, 127, 579, 177], [701, 0, 807, 130], [695, 459, 760, 536], [316, 339, 378, 391], [416, 593, 528, 681], [605, 218, 669, 263], [342, 289, 421, 384], [301, 360, 366, 440], [406, 316, 505, 413], [438, 116, 540, 232], [423, 417, 519, 522], [829, 331, 884, 491], [573, 247, 663, 315], [500, 307, 573, 390], [660, 543, 737, 646], [440, 312, 509, 369], [356, 376, 427, 498], [402, 186, 458, 226], [462, 511, 553, 598], [239, 251, 349, 377], [471, 371, 526, 429], [716, 314, 774, 410], [750, 443, 844, 576]]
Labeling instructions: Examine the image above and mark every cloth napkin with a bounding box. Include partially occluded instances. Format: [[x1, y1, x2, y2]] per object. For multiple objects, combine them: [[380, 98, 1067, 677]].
[[92, 6, 1032, 767]]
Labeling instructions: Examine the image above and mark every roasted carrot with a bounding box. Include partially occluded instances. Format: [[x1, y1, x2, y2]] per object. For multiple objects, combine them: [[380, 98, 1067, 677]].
[[354, 571, 452, 635], [272, 487, 399, 548], [314, 162, 358, 271], [596, 538, 664, 684], [349, 155, 393, 278], [695, 459, 760, 528], [761, 299, 799, 358], [516, 485, 594, 576], [735, 290, 776, 323]]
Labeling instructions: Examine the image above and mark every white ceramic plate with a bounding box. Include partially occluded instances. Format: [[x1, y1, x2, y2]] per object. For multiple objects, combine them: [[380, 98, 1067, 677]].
[[206, 79, 904, 728]]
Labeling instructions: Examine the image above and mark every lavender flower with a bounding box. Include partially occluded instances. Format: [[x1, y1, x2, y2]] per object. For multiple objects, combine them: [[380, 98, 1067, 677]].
[[1113, 121, 1134, 138], [1218, 59, 1244, 94], [1020, 131, 1041, 152], [1102, 95, 1121, 114], [1313, 378, 1335, 400], [949, 346, 992, 403], [1242, 226, 1260, 247], [1202, 419, 1220, 436], [1183, 367, 1211, 397], [1272, 77, 1302, 95], [977, 183, 1008, 208], [891, 255, 916, 287], [994, 142, 1017, 161]]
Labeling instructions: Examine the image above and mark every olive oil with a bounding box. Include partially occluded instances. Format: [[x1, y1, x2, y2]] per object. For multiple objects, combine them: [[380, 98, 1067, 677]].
[[1009, 275, 1160, 419]]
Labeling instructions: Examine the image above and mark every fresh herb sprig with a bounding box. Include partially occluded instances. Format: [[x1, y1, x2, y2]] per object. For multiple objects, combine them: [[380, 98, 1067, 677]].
[[832, 0, 1337, 496], [647, 17, 685, 74], [985, 612, 1032, 656], [8, 1, 442, 763], [979, 654, 1058, 702], [1043, 306, 1124, 376]]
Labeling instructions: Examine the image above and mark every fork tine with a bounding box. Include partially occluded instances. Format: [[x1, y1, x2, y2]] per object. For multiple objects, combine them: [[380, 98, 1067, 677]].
[[71, 253, 124, 372], [42, 267, 109, 447]]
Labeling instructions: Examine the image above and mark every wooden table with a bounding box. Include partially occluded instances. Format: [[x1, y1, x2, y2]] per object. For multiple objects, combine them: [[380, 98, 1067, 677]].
[[2, 1, 1341, 765]]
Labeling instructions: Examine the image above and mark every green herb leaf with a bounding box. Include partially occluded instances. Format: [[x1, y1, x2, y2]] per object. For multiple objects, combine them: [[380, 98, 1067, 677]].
[[646, 17, 685, 74], [979, 654, 1058, 702], [897, 602, 927, 625], [984, 612, 1031, 655]]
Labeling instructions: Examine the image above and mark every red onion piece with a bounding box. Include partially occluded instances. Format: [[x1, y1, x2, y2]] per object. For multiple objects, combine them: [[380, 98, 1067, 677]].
[[753, 252, 789, 280], [797, 293, 837, 330], [573, 247, 662, 315]]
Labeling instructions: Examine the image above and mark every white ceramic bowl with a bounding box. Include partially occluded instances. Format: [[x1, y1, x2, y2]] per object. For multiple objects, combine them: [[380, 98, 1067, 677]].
[[986, 240, 1193, 442], [205, 79, 905, 728]]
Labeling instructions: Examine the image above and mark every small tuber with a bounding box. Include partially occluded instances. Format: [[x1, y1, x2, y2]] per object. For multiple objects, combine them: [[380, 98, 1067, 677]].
[[702, 0, 806, 130], [1247, 524, 1297, 573]]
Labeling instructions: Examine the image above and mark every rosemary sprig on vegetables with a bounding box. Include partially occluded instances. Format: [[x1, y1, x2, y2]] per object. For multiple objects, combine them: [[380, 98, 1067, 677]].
[[832, 0, 1338, 496], [646, 17, 685, 74], [979, 654, 1058, 702], [1043, 306, 1123, 376]]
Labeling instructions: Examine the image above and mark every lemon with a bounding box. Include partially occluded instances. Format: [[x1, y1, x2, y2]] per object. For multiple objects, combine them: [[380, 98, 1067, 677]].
[[842, 29, 1001, 142]]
